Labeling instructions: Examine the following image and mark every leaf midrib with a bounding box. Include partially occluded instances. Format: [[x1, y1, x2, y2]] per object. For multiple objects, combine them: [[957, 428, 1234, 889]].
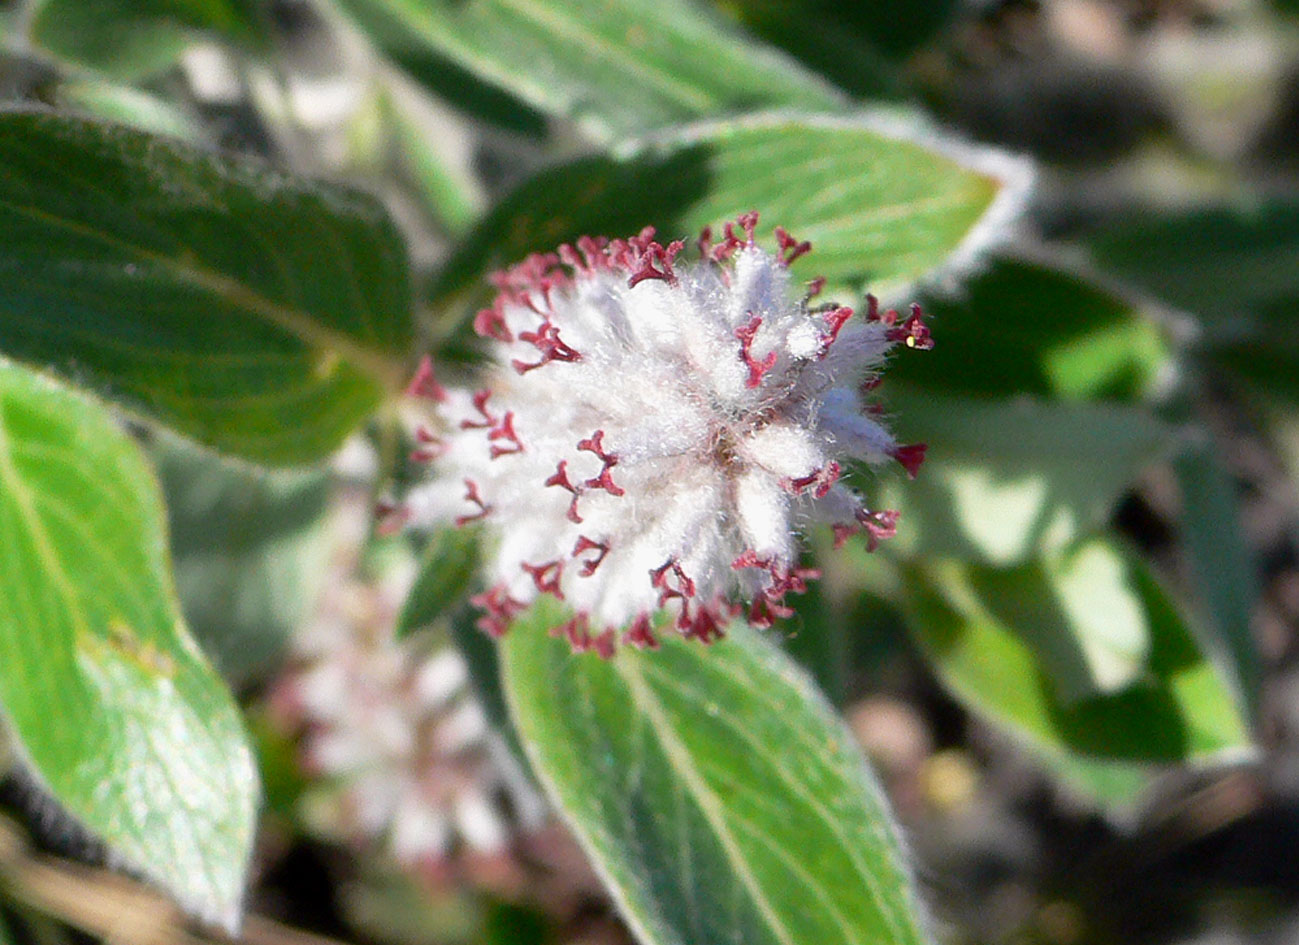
[[0, 195, 409, 392], [615, 655, 799, 945]]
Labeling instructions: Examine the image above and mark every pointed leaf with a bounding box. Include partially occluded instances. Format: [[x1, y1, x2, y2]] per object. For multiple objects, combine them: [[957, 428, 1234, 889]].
[[890, 257, 1171, 402], [430, 112, 1032, 336], [0, 109, 413, 467], [877, 389, 1175, 565], [0, 362, 257, 928], [500, 601, 932, 945], [900, 544, 1253, 766]]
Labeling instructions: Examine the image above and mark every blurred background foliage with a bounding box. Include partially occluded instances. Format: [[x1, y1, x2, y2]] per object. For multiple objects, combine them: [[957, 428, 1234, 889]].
[[0, 1, 1298, 944]]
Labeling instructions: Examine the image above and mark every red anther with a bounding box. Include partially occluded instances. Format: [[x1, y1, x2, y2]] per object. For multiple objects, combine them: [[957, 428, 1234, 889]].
[[771, 564, 819, 596], [818, 306, 854, 357], [856, 508, 900, 552], [409, 426, 447, 463], [860, 375, 884, 393], [454, 479, 492, 527], [650, 558, 696, 605], [578, 429, 624, 495], [624, 613, 660, 650], [736, 211, 759, 243], [627, 239, 684, 288], [886, 303, 933, 350], [864, 294, 881, 322], [471, 583, 525, 638], [806, 276, 827, 299], [731, 548, 771, 571], [374, 499, 410, 536], [576, 235, 609, 271], [544, 460, 584, 524], [572, 535, 611, 576], [585, 467, 625, 496], [460, 388, 497, 430], [473, 301, 513, 342], [683, 603, 725, 643], [513, 317, 582, 373], [554, 613, 592, 652], [774, 226, 812, 266], [405, 355, 448, 402], [577, 429, 616, 463], [735, 314, 777, 388], [748, 595, 793, 629], [521, 559, 564, 598], [545, 460, 577, 492], [487, 410, 524, 459], [892, 443, 927, 479], [593, 628, 617, 660], [696, 225, 714, 260], [557, 243, 586, 274], [866, 403, 887, 416], [781, 461, 842, 499], [832, 523, 857, 549]]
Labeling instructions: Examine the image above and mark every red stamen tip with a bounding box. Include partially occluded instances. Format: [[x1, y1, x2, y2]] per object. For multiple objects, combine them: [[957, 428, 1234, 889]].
[[893, 443, 927, 479], [736, 314, 777, 388], [405, 355, 447, 403]]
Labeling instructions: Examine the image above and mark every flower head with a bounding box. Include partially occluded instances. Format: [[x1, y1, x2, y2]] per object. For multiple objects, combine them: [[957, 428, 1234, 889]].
[[403, 213, 928, 653]]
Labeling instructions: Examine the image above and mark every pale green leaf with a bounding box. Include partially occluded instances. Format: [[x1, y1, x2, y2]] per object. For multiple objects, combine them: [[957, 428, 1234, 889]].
[[332, 0, 843, 139], [501, 600, 933, 945], [430, 112, 1031, 337], [0, 362, 257, 928], [900, 544, 1253, 766]]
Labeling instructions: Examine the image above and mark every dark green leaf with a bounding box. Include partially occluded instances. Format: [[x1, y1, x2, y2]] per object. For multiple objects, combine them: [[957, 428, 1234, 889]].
[[397, 526, 480, 637], [332, 0, 843, 139], [714, 0, 956, 91], [1172, 440, 1261, 717], [900, 544, 1253, 765], [501, 600, 932, 945], [430, 113, 1029, 336], [0, 109, 413, 466], [0, 362, 257, 927], [876, 388, 1175, 565], [1087, 202, 1299, 407], [151, 432, 331, 687], [891, 257, 1170, 402], [1088, 202, 1299, 328]]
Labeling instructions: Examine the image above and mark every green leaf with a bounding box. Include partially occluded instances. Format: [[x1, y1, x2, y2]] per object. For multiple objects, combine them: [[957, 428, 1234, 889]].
[[900, 543, 1253, 766], [0, 362, 257, 928], [1171, 440, 1261, 717], [1087, 202, 1299, 404], [52, 80, 206, 141], [331, 0, 843, 140], [397, 525, 480, 637], [430, 112, 1030, 335], [31, 0, 267, 80], [0, 109, 413, 466], [151, 432, 331, 688], [500, 600, 932, 945], [876, 389, 1175, 565], [1088, 202, 1299, 327], [891, 257, 1171, 402]]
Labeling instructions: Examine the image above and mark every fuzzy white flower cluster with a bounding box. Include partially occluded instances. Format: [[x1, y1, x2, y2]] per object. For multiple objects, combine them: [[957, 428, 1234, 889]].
[[272, 548, 545, 877], [402, 213, 928, 654]]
